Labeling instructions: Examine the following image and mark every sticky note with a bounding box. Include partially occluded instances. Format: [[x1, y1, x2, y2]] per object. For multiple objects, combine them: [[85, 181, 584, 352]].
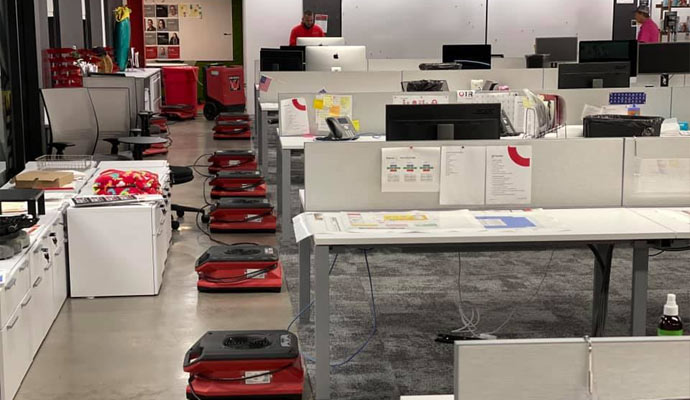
[[313, 99, 324, 110], [340, 96, 351, 109], [329, 105, 341, 116], [322, 95, 334, 108], [352, 120, 360, 132]]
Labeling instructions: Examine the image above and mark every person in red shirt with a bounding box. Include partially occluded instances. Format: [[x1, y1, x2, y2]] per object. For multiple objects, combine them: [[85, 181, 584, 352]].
[[289, 10, 325, 46], [636, 6, 660, 44]]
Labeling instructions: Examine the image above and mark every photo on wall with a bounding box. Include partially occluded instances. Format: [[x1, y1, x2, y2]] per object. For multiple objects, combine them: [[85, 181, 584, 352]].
[[166, 18, 179, 31], [168, 5, 178, 17], [145, 46, 157, 59], [145, 33, 157, 46], [169, 32, 180, 45], [156, 5, 168, 18], [144, 5, 155, 17], [158, 46, 168, 59], [168, 46, 180, 59], [157, 19, 168, 31], [145, 18, 156, 32], [157, 32, 169, 45]]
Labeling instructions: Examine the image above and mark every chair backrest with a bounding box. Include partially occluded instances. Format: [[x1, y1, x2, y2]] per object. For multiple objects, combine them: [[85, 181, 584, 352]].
[[41, 88, 98, 155], [82, 75, 138, 128], [86, 87, 131, 154]]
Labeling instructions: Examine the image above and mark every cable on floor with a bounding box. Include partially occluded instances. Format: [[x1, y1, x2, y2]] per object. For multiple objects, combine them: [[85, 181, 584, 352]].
[[453, 250, 555, 337]]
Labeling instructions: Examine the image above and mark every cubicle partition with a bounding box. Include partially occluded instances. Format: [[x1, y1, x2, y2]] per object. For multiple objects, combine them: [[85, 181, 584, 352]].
[[671, 86, 690, 123], [304, 139, 625, 211], [401, 69, 545, 92]]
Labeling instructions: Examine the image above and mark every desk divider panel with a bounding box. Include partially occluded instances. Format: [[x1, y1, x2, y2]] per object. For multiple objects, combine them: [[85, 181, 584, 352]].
[[543, 68, 558, 90], [634, 73, 686, 88], [539, 87, 673, 126], [491, 57, 527, 69], [260, 71, 403, 102], [367, 59, 439, 71], [671, 86, 690, 123], [83, 76, 138, 128], [279, 92, 457, 136], [454, 337, 690, 400], [304, 138, 624, 212], [402, 69, 545, 92], [622, 137, 690, 207]]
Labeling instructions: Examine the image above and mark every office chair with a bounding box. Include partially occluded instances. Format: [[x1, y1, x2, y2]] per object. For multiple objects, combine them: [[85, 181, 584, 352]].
[[40, 88, 133, 160], [169, 166, 205, 230]]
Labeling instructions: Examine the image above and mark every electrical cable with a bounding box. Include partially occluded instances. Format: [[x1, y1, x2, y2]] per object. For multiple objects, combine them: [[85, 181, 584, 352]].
[[195, 206, 233, 247], [187, 153, 214, 178], [650, 250, 665, 257], [453, 250, 555, 337], [198, 263, 279, 284], [202, 176, 213, 206], [286, 254, 339, 332]]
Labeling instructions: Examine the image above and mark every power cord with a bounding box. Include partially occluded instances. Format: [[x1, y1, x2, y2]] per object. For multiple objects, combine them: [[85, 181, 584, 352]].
[[453, 250, 555, 338], [187, 153, 214, 178]]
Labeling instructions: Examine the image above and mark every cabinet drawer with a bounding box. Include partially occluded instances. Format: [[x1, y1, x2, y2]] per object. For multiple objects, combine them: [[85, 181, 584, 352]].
[[30, 240, 51, 284], [0, 260, 30, 328], [29, 263, 54, 355], [1, 295, 33, 400]]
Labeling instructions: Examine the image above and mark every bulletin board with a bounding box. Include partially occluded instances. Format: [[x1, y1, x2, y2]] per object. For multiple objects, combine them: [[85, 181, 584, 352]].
[[143, 0, 233, 61]]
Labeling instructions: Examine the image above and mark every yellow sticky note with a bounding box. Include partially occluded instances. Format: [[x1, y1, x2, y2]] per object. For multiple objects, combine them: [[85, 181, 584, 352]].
[[313, 99, 324, 110], [329, 105, 341, 116], [352, 119, 360, 132], [340, 96, 352, 109], [322, 95, 334, 108]]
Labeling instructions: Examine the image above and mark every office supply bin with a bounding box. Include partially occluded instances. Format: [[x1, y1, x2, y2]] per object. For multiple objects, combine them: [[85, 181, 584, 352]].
[[195, 245, 282, 292], [210, 170, 267, 198], [209, 197, 276, 233], [184, 330, 303, 400], [583, 114, 663, 138]]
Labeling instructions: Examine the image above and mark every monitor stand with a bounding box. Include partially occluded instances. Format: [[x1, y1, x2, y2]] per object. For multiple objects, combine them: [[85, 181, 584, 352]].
[[437, 124, 454, 140]]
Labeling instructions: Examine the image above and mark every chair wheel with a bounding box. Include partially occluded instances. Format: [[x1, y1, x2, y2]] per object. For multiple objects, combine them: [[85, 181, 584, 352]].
[[172, 220, 180, 230], [201, 214, 210, 223], [176, 210, 185, 218]]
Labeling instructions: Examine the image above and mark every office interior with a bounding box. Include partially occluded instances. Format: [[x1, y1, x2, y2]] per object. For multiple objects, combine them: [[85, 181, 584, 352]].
[[1, 0, 690, 399]]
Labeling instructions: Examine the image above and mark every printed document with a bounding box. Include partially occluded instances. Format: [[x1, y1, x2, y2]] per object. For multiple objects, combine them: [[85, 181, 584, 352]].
[[381, 147, 441, 192], [486, 145, 532, 205], [440, 146, 486, 205], [279, 98, 310, 136]]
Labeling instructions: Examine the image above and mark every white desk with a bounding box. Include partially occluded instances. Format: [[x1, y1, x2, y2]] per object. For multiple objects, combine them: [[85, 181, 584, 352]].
[[277, 135, 385, 237], [295, 207, 683, 400]]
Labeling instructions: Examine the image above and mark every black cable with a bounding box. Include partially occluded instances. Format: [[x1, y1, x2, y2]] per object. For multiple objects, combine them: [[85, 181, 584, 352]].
[[187, 153, 214, 178], [652, 246, 690, 252], [650, 250, 665, 257], [198, 263, 279, 284], [195, 206, 233, 247], [202, 176, 212, 206]]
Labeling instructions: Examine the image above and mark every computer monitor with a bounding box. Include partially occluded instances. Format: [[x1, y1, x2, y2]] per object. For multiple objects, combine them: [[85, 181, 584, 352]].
[[638, 42, 690, 73], [296, 37, 345, 46], [558, 62, 630, 89], [535, 37, 578, 63], [579, 40, 638, 77], [441, 44, 492, 69], [305, 46, 367, 72], [260, 48, 304, 71], [386, 104, 501, 141]]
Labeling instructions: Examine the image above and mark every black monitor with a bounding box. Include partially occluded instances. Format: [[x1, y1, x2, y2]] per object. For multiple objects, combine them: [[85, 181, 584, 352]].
[[260, 48, 304, 71], [442, 44, 492, 69], [386, 104, 501, 141], [579, 40, 638, 77], [638, 42, 690, 73], [535, 37, 578, 63], [558, 62, 630, 89]]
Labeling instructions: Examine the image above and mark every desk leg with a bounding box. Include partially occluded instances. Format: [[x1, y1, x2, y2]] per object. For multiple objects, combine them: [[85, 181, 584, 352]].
[[254, 102, 261, 159], [261, 110, 270, 173], [631, 242, 650, 336], [299, 237, 312, 323], [279, 148, 292, 237], [592, 244, 613, 337], [314, 245, 331, 400]]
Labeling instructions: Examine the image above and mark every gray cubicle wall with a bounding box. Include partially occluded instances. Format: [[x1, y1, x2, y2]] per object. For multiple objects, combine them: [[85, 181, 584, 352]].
[[304, 138, 625, 211], [279, 91, 456, 135], [671, 86, 690, 123], [83, 76, 138, 128], [366, 59, 438, 71], [260, 71, 403, 102], [539, 87, 673, 126], [543, 69, 687, 91], [454, 337, 690, 400], [622, 137, 690, 207], [401, 69, 545, 92]]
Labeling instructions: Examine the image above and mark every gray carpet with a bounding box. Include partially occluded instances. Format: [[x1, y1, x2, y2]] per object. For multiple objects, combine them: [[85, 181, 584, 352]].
[[262, 125, 690, 399]]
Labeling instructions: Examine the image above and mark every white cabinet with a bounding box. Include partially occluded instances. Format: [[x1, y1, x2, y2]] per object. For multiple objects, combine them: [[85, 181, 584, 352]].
[[0, 294, 32, 400]]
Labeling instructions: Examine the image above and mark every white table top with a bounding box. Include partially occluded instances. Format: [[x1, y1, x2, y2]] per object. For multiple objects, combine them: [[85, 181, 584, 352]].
[[631, 208, 690, 238], [301, 208, 680, 246], [280, 134, 386, 150], [123, 68, 160, 79], [260, 102, 279, 111]]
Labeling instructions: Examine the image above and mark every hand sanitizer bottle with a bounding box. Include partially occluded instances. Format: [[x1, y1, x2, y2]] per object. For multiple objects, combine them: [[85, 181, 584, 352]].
[[658, 294, 684, 336]]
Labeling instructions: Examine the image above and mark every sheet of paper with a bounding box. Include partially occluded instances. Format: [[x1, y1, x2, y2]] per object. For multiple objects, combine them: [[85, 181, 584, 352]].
[[440, 146, 486, 205], [381, 147, 441, 192], [315, 14, 328, 33], [341, 210, 485, 232], [279, 97, 310, 136], [392, 94, 449, 105], [486, 145, 532, 205], [634, 158, 690, 194], [315, 94, 353, 132]]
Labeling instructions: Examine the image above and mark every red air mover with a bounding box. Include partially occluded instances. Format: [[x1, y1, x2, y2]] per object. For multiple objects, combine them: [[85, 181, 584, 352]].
[[210, 170, 267, 198], [208, 150, 258, 174], [203, 65, 247, 121], [213, 120, 252, 140], [217, 112, 250, 122], [184, 330, 303, 400], [209, 197, 276, 233], [195, 245, 282, 292], [161, 66, 199, 120]]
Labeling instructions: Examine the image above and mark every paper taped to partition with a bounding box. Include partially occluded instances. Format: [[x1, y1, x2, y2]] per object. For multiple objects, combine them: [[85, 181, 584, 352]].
[[381, 147, 441, 192]]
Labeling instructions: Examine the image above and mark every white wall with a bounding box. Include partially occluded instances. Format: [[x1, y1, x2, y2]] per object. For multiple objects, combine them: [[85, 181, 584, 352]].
[[243, 0, 302, 114]]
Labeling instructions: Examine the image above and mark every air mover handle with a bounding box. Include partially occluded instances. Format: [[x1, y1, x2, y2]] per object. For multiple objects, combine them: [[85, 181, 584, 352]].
[[183, 341, 204, 368]]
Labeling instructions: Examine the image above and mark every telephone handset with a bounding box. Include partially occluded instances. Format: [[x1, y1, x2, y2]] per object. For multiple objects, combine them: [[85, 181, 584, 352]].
[[317, 117, 359, 141]]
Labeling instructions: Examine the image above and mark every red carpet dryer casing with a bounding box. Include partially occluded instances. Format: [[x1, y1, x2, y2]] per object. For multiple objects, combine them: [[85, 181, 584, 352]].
[[209, 197, 276, 233], [207, 150, 258, 174], [195, 244, 282, 292], [210, 170, 267, 198]]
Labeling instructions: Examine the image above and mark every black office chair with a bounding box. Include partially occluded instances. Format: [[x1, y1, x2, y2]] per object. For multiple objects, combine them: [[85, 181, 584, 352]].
[[170, 166, 206, 230]]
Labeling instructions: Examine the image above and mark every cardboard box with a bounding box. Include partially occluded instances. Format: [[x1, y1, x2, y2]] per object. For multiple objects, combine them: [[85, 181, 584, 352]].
[[14, 171, 74, 189]]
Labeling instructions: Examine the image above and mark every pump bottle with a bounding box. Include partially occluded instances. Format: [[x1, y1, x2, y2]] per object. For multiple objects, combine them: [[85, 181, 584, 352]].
[[658, 294, 683, 336]]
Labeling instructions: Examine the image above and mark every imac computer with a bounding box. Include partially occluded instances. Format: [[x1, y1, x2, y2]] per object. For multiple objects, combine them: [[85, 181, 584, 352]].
[[305, 46, 367, 72], [579, 40, 638, 77], [638, 42, 690, 74], [386, 104, 501, 141], [296, 37, 346, 46], [260, 48, 304, 71], [442, 44, 492, 69], [535, 37, 578, 64], [558, 62, 630, 89]]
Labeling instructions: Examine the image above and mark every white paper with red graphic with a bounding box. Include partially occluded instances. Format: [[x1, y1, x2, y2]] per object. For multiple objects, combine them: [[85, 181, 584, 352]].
[[279, 98, 310, 136], [486, 145, 532, 205], [381, 147, 441, 192]]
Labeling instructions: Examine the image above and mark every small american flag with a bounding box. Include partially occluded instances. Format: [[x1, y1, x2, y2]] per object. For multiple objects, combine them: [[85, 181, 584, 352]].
[[259, 75, 272, 92]]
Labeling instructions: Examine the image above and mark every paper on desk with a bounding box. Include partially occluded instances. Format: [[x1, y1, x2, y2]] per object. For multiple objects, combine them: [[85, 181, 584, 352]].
[[382, 147, 441, 193], [486, 145, 532, 205], [293, 212, 345, 242], [279, 98, 310, 136], [440, 146, 486, 205], [472, 209, 566, 232], [392, 94, 449, 105], [634, 159, 690, 194], [341, 210, 483, 232]]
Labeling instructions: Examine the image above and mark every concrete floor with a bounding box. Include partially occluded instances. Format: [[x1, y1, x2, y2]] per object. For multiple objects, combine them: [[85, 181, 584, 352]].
[[15, 118, 300, 399]]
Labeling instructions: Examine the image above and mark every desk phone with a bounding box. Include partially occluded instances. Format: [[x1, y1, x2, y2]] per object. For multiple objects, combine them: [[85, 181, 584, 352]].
[[318, 116, 359, 141]]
